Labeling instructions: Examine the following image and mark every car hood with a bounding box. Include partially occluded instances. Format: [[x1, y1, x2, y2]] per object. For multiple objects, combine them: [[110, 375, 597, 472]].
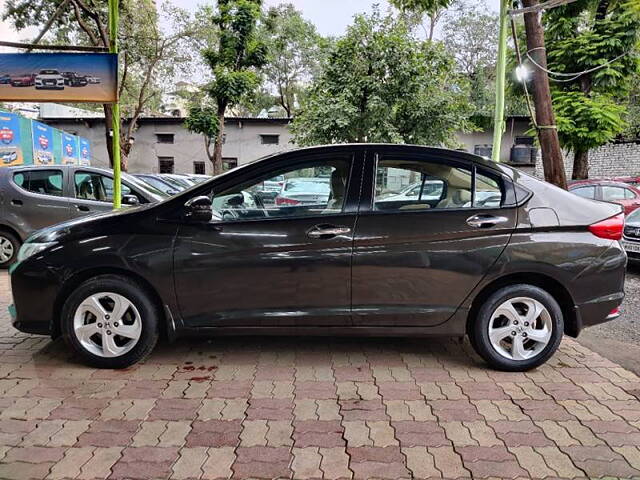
[[27, 204, 153, 244]]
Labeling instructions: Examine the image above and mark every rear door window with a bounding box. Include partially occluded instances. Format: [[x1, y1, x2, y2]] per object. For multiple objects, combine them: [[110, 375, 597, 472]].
[[602, 186, 626, 201], [13, 169, 64, 196], [572, 186, 596, 199]]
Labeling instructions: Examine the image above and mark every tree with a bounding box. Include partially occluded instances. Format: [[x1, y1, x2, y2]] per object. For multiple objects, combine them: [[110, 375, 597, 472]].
[[186, 0, 267, 175], [261, 4, 327, 117], [544, 0, 640, 179], [389, 0, 454, 40], [291, 9, 472, 147], [2, 0, 195, 171]]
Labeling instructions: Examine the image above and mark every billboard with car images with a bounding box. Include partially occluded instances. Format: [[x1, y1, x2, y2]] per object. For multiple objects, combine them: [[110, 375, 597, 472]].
[[31, 120, 55, 165], [0, 53, 117, 102], [0, 111, 23, 166], [62, 133, 79, 165]]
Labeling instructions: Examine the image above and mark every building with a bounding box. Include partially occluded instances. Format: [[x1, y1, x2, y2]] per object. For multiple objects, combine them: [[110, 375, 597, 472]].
[[40, 107, 535, 174]]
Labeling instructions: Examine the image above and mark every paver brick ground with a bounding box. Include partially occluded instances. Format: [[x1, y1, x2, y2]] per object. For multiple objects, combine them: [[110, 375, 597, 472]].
[[2, 272, 640, 479]]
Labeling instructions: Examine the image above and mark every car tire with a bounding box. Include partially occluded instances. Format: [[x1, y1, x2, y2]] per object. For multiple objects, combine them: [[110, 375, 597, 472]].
[[470, 284, 564, 372], [61, 274, 160, 369], [0, 231, 21, 268]]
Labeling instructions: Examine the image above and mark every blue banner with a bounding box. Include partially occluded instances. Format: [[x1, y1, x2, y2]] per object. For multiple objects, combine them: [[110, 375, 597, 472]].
[[79, 137, 91, 165], [62, 133, 79, 165], [0, 53, 117, 103], [32, 120, 55, 165], [0, 111, 23, 166]]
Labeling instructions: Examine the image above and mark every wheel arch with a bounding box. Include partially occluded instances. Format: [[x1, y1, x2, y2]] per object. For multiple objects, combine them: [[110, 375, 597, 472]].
[[466, 272, 578, 337], [0, 224, 23, 242], [52, 266, 170, 340]]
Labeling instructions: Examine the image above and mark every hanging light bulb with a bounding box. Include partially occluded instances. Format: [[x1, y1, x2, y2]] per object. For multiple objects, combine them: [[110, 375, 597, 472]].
[[515, 64, 531, 83]]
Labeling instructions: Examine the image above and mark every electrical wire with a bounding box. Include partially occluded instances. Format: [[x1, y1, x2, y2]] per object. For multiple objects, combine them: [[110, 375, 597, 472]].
[[526, 46, 630, 80]]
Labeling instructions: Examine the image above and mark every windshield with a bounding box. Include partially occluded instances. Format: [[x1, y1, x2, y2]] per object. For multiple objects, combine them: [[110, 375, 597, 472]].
[[284, 179, 330, 194], [40, 70, 59, 74], [122, 173, 168, 201], [627, 208, 640, 223]]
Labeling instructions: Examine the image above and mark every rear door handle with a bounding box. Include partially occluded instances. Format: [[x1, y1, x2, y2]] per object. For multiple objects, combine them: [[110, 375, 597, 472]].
[[466, 214, 509, 229], [75, 204, 90, 212], [307, 225, 351, 239], [11, 199, 22, 206]]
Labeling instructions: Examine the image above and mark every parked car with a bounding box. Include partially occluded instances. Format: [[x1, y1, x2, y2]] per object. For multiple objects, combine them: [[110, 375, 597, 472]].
[[9, 145, 626, 370], [162, 173, 196, 189], [35, 69, 65, 90], [622, 207, 640, 259], [252, 174, 285, 204], [0, 74, 11, 84], [62, 72, 88, 87], [10, 73, 36, 87], [134, 174, 184, 196], [176, 173, 210, 184], [378, 180, 444, 203], [86, 76, 101, 84], [569, 179, 640, 215], [0, 165, 166, 267], [275, 177, 331, 206]]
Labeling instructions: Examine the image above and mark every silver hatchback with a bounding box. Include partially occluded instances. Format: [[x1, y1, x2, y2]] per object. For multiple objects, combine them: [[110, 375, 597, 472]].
[[0, 165, 166, 267]]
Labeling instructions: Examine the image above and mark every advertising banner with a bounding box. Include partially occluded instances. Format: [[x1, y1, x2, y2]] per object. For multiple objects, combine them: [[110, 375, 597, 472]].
[[32, 120, 55, 165], [62, 133, 79, 165], [0, 53, 117, 103], [79, 137, 91, 165], [0, 111, 23, 166]]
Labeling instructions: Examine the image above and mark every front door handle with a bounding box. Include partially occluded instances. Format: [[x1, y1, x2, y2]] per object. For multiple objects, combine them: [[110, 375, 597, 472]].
[[307, 225, 351, 239], [466, 214, 509, 229], [75, 204, 90, 212]]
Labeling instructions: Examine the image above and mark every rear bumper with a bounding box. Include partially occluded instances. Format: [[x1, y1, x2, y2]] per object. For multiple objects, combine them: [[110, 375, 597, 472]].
[[573, 291, 624, 336]]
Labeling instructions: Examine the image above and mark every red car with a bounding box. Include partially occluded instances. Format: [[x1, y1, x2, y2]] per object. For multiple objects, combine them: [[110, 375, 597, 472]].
[[569, 179, 640, 215], [10, 73, 36, 87]]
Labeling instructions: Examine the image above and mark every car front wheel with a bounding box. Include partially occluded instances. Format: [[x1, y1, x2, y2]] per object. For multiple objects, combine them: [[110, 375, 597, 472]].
[[0, 231, 20, 268], [61, 274, 159, 368], [470, 284, 564, 371]]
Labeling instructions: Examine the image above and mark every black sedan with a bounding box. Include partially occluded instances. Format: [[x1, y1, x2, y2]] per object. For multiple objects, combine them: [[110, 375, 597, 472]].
[[9, 145, 626, 371]]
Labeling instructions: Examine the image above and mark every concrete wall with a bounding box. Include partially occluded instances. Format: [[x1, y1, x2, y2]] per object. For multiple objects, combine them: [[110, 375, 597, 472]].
[[534, 142, 640, 179]]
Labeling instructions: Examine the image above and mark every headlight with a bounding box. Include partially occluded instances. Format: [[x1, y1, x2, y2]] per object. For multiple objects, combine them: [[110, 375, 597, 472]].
[[17, 242, 56, 263]]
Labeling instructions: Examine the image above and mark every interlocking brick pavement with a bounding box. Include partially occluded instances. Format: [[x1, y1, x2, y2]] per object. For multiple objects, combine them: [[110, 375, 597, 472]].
[[2, 273, 640, 479]]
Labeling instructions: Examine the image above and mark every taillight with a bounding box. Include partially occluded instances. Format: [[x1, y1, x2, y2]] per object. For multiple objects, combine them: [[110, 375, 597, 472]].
[[275, 196, 300, 206], [588, 213, 624, 240]]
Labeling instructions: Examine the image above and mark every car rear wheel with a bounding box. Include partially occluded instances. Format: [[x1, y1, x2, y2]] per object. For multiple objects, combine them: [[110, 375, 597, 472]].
[[470, 284, 563, 371], [0, 231, 20, 268], [61, 275, 159, 368]]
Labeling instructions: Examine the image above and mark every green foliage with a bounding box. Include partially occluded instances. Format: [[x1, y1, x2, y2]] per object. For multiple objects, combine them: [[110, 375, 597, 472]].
[[260, 4, 327, 116], [184, 105, 219, 139], [389, 0, 453, 14], [291, 9, 473, 147], [553, 90, 628, 151], [544, 0, 640, 151]]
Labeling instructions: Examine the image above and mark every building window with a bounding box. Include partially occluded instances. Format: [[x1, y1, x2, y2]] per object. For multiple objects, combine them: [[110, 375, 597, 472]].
[[260, 134, 279, 145], [156, 133, 175, 144], [194, 161, 205, 175], [158, 157, 174, 173], [222, 157, 238, 171]]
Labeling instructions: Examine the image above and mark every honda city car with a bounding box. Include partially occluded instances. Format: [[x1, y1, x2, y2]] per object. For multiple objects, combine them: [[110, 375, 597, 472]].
[[9, 145, 626, 371]]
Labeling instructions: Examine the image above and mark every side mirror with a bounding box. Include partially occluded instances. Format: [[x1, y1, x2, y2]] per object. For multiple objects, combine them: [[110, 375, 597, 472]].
[[184, 195, 213, 223], [122, 194, 140, 206]]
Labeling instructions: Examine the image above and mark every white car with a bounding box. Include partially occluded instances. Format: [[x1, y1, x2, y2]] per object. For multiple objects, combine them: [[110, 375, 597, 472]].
[[86, 76, 101, 84], [378, 180, 444, 202], [35, 69, 64, 90]]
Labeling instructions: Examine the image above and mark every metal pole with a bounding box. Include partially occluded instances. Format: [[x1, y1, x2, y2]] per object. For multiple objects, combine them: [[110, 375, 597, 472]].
[[108, 0, 121, 209], [491, 0, 509, 162]]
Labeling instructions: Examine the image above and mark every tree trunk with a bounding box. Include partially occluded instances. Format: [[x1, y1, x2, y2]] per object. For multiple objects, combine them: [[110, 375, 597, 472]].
[[572, 148, 589, 180], [212, 106, 226, 175], [522, 0, 568, 189]]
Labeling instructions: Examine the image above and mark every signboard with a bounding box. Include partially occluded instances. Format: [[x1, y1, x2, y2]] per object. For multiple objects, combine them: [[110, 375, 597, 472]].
[[0, 53, 117, 103], [61, 133, 79, 165], [79, 137, 91, 165], [32, 120, 55, 165], [0, 111, 23, 166]]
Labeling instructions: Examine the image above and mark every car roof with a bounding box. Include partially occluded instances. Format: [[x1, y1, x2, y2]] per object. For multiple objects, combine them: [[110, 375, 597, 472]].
[[569, 179, 637, 189], [1, 165, 114, 176]]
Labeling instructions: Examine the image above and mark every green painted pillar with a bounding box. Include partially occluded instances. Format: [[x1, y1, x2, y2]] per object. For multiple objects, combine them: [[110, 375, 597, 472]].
[[492, 0, 509, 163]]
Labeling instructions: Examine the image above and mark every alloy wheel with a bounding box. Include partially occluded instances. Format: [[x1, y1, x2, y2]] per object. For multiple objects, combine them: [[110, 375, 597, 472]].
[[73, 292, 142, 358], [488, 296, 553, 361], [0, 236, 14, 263]]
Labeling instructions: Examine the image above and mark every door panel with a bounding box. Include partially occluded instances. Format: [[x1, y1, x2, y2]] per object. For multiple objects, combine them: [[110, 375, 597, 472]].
[[174, 214, 356, 327], [351, 151, 516, 327]]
